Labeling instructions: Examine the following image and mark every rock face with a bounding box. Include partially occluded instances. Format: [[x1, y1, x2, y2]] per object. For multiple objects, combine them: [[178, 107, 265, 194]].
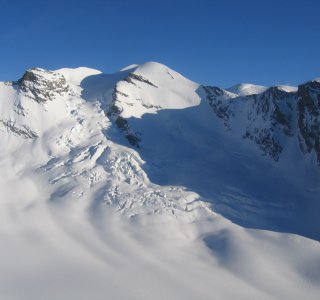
[[16, 68, 70, 103], [124, 72, 158, 88], [106, 85, 142, 147], [202, 85, 235, 128], [297, 80, 320, 162], [0, 119, 38, 139], [101, 69, 162, 147], [204, 81, 320, 163]]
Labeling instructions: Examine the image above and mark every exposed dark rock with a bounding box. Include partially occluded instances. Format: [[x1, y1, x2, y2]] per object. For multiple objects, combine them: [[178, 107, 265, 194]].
[[243, 129, 283, 161], [204, 85, 295, 162], [15, 68, 70, 103], [260, 87, 294, 136], [105, 85, 141, 147], [123, 73, 158, 88], [117, 90, 129, 98], [203, 85, 232, 128], [105, 87, 123, 117], [0, 119, 38, 139], [115, 116, 129, 130], [126, 133, 141, 147], [141, 103, 162, 109], [166, 70, 174, 79], [13, 103, 26, 116], [297, 80, 320, 162]]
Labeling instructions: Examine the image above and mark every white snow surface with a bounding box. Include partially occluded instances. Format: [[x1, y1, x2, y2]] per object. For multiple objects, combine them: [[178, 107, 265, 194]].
[[0, 62, 320, 300], [56, 67, 102, 85], [277, 85, 298, 92], [226, 83, 297, 96], [226, 83, 268, 95]]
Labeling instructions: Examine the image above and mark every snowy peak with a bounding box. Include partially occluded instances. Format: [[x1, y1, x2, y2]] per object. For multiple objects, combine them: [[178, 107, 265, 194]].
[[97, 62, 201, 146], [226, 83, 268, 96], [277, 85, 298, 92], [16, 67, 71, 103], [115, 62, 200, 114], [133, 61, 192, 84], [226, 83, 297, 96]]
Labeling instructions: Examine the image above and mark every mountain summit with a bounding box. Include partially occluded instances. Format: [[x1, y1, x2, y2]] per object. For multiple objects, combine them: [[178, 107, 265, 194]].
[[1, 62, 320, 300]]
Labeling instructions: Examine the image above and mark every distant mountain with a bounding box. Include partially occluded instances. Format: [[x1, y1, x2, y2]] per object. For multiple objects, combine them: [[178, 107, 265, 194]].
[[226, 83, 269, 95], [1, 62, 319, 300], [205, 80, 320, 163]]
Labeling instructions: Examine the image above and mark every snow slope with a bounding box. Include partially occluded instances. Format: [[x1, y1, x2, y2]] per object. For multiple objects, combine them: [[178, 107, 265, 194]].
[[0, 62, 319, 300], [226, 83, 268, 95]]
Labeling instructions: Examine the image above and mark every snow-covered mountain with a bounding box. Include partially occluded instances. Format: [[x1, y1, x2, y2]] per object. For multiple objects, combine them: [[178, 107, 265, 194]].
[[1, 62, 319, 300]]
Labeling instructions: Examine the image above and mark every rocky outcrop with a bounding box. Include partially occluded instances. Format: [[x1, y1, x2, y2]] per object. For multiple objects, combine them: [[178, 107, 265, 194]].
[[203, 86, 234, 128], [258, 87, 294, 136], [106, 86, 141, 147], [203, 84, 306, 162], [103, 73, 160, 147], [0, 119, 38, 139], [297, 80, 320, 162], [16, 68, 70, 103], [123, 72, 158, 88]]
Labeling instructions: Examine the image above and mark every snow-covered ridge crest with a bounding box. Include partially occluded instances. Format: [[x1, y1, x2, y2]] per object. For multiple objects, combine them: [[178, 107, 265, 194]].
[[226, 83, 297, 96], [55, 67, 102, 86], [1, 62, 320, 164], [1, 61, 320, 165], [226, 83, 268, 96]]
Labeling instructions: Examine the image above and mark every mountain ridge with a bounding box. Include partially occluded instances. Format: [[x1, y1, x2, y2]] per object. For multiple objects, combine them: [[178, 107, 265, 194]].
[[1, 61, 319, 300]]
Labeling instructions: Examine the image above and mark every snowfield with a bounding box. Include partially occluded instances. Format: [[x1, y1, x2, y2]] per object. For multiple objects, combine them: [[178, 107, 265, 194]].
[[0, 62, 319, 300]]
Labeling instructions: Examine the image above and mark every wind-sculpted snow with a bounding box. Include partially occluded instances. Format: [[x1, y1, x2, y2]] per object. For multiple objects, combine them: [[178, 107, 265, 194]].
[[0, 62, 320, 300]]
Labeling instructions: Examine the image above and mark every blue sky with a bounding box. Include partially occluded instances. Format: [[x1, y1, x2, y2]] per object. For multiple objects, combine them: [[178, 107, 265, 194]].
[[0, 0, 319, 87]]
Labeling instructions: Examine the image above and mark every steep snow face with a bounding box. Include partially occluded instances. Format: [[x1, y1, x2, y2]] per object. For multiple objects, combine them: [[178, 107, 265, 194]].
[[1, 63, 320, 300]]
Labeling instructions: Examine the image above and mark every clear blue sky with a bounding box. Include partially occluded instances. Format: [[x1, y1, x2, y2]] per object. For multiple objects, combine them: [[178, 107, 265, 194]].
[[0, 0, 319, 87]]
